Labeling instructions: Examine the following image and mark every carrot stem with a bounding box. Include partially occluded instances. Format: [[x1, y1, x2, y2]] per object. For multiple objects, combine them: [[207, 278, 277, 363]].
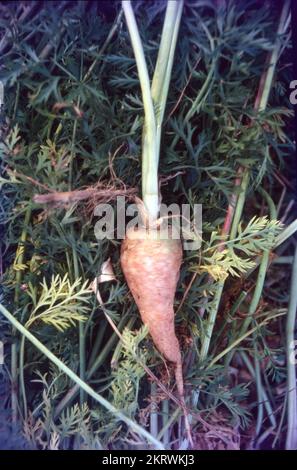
[[122, 0, 183, 221], [122, 0, 158, 220]]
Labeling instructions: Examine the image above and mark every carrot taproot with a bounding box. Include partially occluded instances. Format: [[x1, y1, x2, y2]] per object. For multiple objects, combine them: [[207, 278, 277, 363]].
[[120, 225, 184, 399]]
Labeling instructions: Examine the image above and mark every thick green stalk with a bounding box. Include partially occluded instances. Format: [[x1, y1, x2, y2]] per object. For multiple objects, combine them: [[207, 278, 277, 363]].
[[122, 0, 158, 220], [151, 1, 183, 161], [122, 0, 183, 221], [0, 302, 164, 450], [241, 251, 270, 335], [285, 243, 297, 450], [151, 2, 180, 108], [192, 279, 223, 410], [11, 333, 18, 424]]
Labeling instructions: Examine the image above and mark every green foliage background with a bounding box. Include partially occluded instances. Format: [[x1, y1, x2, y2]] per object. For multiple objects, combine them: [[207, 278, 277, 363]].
[[0, 0, 295, 450]]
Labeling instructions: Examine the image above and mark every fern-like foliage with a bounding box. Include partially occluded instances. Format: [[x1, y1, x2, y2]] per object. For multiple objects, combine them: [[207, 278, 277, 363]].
[[111, 326, 148, 417], [25, 274, 91, 331], [198, 216, 283, 281]]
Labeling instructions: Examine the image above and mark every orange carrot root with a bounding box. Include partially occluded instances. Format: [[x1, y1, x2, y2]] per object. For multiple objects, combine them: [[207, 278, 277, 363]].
[[120, 226, 184, 395], [121, 226, 193, 445]]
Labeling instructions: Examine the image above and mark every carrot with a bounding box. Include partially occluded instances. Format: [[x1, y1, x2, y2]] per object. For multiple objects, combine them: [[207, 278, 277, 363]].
[[120, 225, 184, 399], [121, 0, 192, 445]]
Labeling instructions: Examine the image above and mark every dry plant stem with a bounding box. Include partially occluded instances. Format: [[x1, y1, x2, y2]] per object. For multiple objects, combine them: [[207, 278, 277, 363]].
[[33, 185, 136, 207], [34, 189, 95, 204], [285, 243, 297, 450]]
